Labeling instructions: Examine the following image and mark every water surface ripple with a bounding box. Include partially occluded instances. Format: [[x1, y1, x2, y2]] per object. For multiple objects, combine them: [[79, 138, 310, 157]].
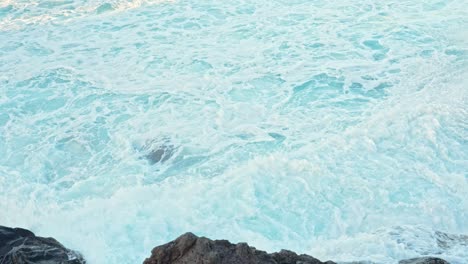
[[0, 0, 467, 263]]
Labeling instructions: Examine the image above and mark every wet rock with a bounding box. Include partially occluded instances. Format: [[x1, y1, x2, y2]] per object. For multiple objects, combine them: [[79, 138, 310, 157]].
[[0, 225, 86, 264], [138, 139, 175, 165], [146, 145, 173, 164], [143, 232, 335, 264], [399, 257, 450, 264]]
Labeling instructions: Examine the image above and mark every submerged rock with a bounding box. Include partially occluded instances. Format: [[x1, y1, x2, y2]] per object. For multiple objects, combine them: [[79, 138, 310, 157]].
[[136, 139, 175, 165], [145, 144, 174, 164], [143, 232, 335, 264], [0, 226, 85, 264], [399, 257, 450, 264], [434, 231, 468, 250]]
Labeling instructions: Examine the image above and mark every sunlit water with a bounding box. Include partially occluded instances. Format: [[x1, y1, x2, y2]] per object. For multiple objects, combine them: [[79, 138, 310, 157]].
[[1, 1, 467, 263]]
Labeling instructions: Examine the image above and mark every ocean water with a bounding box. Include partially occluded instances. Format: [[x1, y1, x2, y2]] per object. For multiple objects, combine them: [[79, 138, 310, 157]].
[[0, 0, 467, 263]]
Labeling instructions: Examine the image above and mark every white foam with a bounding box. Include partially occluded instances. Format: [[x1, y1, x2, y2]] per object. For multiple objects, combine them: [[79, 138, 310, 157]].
[[0, 0, 467, 263], [0, 0, 174, 30]]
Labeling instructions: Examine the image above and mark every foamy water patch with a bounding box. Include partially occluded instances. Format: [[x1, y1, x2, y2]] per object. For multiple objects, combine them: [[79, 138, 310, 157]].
[[0, 0, 467, 263], [0, 0, 174, 30]]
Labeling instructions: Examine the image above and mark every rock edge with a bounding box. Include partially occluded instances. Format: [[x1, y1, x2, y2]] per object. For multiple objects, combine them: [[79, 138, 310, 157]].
[[0, 225, 86, 264], [143, 232, 451, 264], [0, 226, 452, 264]]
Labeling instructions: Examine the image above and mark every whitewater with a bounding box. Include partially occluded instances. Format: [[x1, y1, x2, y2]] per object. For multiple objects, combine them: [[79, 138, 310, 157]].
[[0, 0, 467, 263]]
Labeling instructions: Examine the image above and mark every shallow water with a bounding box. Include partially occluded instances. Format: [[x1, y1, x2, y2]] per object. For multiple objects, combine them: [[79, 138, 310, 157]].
[[0, 0, 467, 263]]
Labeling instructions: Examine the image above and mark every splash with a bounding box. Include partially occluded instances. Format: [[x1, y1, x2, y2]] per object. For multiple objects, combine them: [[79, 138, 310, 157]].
[[0, 0, 467, 263]]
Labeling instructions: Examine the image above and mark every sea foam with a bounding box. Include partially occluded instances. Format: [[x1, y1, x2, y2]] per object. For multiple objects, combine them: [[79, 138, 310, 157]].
[[0, 0, 467, 263]]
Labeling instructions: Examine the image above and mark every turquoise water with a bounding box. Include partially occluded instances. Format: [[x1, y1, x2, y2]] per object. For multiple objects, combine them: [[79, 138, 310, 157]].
[[0, 0, 467, 263]]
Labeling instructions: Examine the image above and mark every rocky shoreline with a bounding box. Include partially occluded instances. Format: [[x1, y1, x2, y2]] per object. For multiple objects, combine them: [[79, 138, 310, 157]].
[[0, 226, 450, 264], [0, 226, 85, 264]]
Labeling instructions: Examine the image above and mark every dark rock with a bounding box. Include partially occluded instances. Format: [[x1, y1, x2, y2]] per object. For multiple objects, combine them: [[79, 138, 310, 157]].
[[0, 225, 86, 264], [143, 232, 335, 264], [143, 143, 174, 164], [399, 257, 450, 264], [146, 146, 171, 164]]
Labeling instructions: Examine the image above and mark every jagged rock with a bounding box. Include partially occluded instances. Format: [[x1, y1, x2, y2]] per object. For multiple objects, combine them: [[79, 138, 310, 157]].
[[143, 232, 335, 264], [399, 257, 450, 264], [0, 226, 453, 264], [0, 226, 86, 264]]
